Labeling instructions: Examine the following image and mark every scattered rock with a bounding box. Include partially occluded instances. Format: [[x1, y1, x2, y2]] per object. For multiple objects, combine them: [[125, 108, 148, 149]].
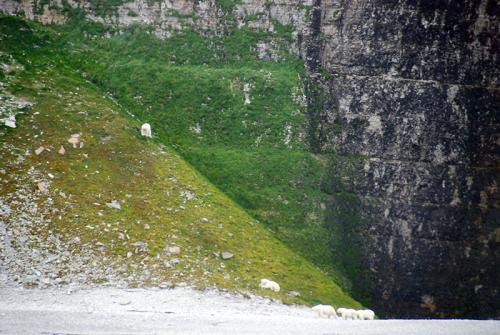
[[68, 237, 80, 245], [167, 246, 181, 254], [143, 224, 150, 230], [202, 217, 209, 223], [101, 136, 112, 144], [57, 145, 65, 155], [117, 300, 131, 306], [180, 190, 196, 201], [159, 282, 173, 289], [131, 241, 148, 253], [221, 252, 234, 260], [169, 258, 180, 265], [243, 83, 252, 105], [126, 251, 133, 258], [106, 200, 121, 210], [288, 291, 301, 297], [4, 115, 16, 128], [37, 182, 47, 194], [35, 146, 45, 155], [67, 134, 81, 148]]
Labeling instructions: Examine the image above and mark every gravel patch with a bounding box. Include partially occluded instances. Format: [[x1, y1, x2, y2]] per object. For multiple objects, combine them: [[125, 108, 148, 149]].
[[0, 287, 498, 335]]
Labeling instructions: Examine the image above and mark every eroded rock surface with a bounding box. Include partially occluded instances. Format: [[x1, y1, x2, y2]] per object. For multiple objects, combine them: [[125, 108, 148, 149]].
[[311, 0, 499, 318]]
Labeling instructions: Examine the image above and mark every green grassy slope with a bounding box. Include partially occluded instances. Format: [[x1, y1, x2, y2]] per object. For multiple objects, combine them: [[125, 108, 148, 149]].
[[51, 18, 349, 287], [0, 15, 359, 308]]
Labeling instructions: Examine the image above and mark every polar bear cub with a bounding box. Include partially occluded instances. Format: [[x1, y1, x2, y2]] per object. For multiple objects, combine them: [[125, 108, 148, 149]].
[[259, 278, 280, 292], [312, 304, 337, 318]]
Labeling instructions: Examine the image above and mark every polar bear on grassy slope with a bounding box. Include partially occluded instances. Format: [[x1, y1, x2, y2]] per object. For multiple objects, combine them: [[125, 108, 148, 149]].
[[141, 123, 152, 138], [259, 279, 280, 292]]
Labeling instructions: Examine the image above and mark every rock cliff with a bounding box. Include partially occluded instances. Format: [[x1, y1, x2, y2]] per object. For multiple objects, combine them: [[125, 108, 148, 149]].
[[312, 0, 499, 318], [1, 0, 498, 317]]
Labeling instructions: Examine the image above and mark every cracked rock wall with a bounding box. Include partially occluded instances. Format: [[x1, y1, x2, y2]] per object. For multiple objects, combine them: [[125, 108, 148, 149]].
[[315, 0, 499, 317]]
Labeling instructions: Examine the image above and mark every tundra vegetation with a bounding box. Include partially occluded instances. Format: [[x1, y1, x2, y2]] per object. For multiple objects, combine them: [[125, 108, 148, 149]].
[[0, 4, 364, 309]]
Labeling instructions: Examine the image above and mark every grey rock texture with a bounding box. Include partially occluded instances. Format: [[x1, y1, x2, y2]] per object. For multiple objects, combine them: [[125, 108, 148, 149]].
[[312, 0, 499, 318], [0, 0, 498, 318]]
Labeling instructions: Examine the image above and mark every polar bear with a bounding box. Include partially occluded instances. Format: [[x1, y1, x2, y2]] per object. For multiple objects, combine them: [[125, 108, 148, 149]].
[[141, 123, 152, 138], [355, 309, 375, 320], [259, 278, 280, 292], [337, 308, 357, 320], [312, 304, 337, 318]]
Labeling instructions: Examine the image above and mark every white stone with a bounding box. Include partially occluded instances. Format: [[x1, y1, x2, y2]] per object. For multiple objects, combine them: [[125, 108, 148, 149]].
[[106, 200, 121, 209], [68, 135, 80, 148], [243, 83, 252, 105], [167, 246, 181, 254], [221, 252, 233, 260], [35, 146, 45, 155], [4, 115, 16, 128], [37, 182, 48, 194]]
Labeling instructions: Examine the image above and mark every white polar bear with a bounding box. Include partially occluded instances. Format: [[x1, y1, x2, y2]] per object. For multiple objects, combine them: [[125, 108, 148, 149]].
[[312, 304, 337, 318], [259, 278, 280, 292], [337, 308, 357, 320], [141, 123, 152, 138], [355, 309, 375, 320]]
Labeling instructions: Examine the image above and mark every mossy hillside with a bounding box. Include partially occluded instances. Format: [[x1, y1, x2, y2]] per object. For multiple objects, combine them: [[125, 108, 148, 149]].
[[0, 16, 360, 308], [89, 61, 304, 149], [53, 20, 349, 285]]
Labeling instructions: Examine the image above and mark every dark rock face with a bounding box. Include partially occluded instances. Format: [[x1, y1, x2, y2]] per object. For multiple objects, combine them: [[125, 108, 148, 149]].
[[313, 0, 499, 318]]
